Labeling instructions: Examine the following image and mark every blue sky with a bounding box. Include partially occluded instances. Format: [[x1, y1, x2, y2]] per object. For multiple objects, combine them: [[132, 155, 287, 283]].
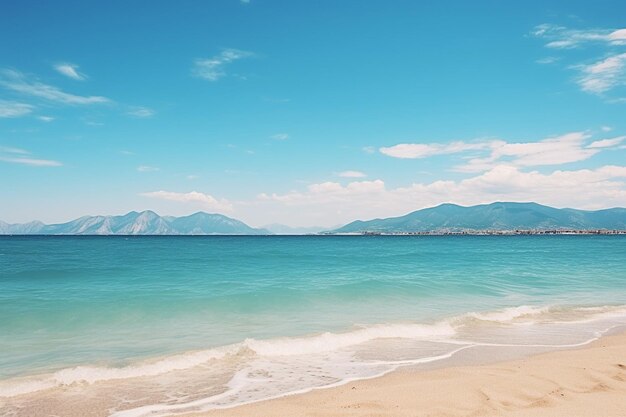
[[1, 0, 626, 227]]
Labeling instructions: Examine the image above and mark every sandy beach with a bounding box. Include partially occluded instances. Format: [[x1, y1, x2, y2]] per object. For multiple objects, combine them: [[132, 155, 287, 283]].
[[190, 331, 626, 417]]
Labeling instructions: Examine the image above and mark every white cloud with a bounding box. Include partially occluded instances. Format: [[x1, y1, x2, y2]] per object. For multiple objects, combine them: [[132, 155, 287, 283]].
[[0, 157, 63, 167], [258, 180, 385, 207], [601, 126, 613, 132], [362, 146, 376, 154], [271, 133, 289, 140], [137, 165, 159, 172], [587, 136, 626, 149], [141, 190, 233, 212], [532, 24, 626, 48], [536, 56, 559, 64], [0, 147, 62, 167], [127, 106, 155, 118], [380, 132, 621, 172], [532, 24, 626, 96], [476, 132, 595, 168], [608, 29, 626, 43], [250, 165, 626, 226], [380, 141, 490, 159], [576, 53, 626, 94], [338, 170, 367, 178], [0, 100, 34, 118], [193, 49, 253, 81], [54, 63, 86, 80], [0, 146, 29, 154], [37, 116, 55, 122], [0, 69, 109, 105]]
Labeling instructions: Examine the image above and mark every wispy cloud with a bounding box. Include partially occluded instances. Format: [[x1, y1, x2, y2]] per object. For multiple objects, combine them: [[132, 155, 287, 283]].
[[338, 170, 367, 178], [137, 165, 159, 172], [380, 132, 623, 172], [587, 136, 626, 149], [193, 49, 253, 81], [0, 100, 33, 118], [531, 24, 626, 49], [362, 146, 376, 154], [0, 146, 62, 167], [0, 146, 29, 154], [53, 63, 86, 80], [532, 24, 626, 97], [457, 132, 599, 172], [380, 141, 490, 159], [263, 97, 291, 103], [141, 190, 233, 211], [0, 157, 63, 167], [0, 69, 109, 105], [536, 56, 559, 65], [271, 133, 289, 140], [127, 106, 155, 118], [37, 116, 55, 122], [576, 53, 626, 94]]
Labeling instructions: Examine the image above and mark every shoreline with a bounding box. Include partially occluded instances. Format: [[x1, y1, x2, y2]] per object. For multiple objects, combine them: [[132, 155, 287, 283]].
[[186, 329, 626, 417], [3, 309, 626, 417]]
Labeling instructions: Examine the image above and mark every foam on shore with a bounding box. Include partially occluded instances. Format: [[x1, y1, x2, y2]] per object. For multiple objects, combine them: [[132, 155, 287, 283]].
[[2, 304, 626, 417]]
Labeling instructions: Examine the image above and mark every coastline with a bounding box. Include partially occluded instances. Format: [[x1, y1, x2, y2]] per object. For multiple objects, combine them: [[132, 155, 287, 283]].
[[188, 330, 626, 417]]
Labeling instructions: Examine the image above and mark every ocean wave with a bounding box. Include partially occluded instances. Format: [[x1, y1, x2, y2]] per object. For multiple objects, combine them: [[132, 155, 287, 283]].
[[2, 303, 625, 400], [243, 322, 456, 356], [462, 305, 550, 322], [0, 346, 235, 397]]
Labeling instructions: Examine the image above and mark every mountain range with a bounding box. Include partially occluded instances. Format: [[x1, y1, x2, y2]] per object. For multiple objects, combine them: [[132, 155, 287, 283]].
[[332, 202, 626, 233], [2, 202, 626, 235], [0, 211, 270, 235]]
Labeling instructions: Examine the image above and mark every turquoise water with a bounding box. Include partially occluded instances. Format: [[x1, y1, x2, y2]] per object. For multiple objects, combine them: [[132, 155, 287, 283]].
[[1, 236, 626, 416]]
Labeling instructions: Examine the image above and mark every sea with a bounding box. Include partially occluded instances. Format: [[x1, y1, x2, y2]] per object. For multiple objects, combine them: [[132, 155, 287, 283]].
[[1, 235, 625, 417]]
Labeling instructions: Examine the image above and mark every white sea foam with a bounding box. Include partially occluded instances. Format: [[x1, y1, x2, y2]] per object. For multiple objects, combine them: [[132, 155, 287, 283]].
[[3, 303, 626, 409], [111, 325, 626, 417], [109, 346, 483, 417], [463, 305, 550, 323], [243, 322, 457, 356], [0, 346, 235, 397], [0, 322, 457, 398], [0, 322, 455, 399]]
